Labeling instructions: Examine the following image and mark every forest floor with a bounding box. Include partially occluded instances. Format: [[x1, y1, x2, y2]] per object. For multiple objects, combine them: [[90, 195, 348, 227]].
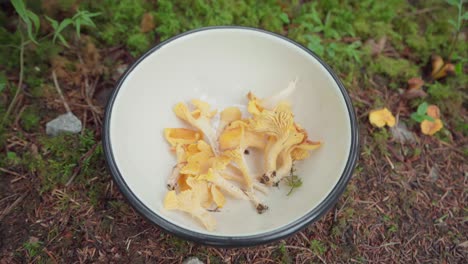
[[0, 0, 467, 263]]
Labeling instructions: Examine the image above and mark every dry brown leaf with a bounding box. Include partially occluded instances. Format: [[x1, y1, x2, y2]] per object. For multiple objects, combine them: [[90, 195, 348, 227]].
[[407, 77, 425, 90], [403, 77, 427, 99], [431, 55, 455, 79], [403, 88, 427, 99], [369, 108, 396, 128], [421, 119, 443, 135], [365, 36, 387, 56], [141, 13, 155, 33], [426, 105, 440, 119]]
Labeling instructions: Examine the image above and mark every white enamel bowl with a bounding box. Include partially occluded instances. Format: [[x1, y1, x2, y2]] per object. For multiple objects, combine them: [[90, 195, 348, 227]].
[[103, 27, 359, 247]]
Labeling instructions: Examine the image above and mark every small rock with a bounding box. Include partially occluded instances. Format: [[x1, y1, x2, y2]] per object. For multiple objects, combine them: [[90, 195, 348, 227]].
[[46, 112, 82, 137], [429, 165, 440, 182], [182, 257, 204, 264], [28, 236, 39, 243], [391, 121, 416, 144]]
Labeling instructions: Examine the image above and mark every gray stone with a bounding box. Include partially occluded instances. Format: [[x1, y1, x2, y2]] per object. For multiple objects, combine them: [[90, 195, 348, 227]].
[[182, 257, 204, 264], [46, 112, 82, 136], [391, 121, 416, 144], [429, 165, 440, 181]]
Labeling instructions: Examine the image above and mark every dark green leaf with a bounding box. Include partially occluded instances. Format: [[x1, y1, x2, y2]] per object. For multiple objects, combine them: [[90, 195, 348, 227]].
[[448, 19, 458, 29], [57, 34, 69, 47], [307, 5, 322, 25], [462, 12, 468, 20], [305, 35, 324, 57], [324, 11, 332, 27], [455, 63, 463, 75], [11, 0, 39, 44], [422, 115, 435, 122], [326, 43, 337, 58], [24, 20, 37, 44], [45, 16, 59, 30], [26, 10, 40, 34], [279, 13, 290, 24], [85, 11, 101, 18], [78, 17, 97, 27], [417, 102, 429, 115], [11, 0, 28, 22], [53, 18, 73, 42], [75, 19, 81, 36], [7, 151, 18, 160], [286, 175, 303, 196], [446, 0, 459, 6], [411, 113, 424, 123]]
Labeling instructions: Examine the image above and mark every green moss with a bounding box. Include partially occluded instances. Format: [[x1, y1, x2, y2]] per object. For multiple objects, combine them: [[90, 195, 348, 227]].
[[372, 129, 390, 156], [368, 56, 419, 81], [126, 33, 152, 56], [88, 181, 107, 207], [0, 26, 21, 71], [24, 130, 101, 193], [20, 105, 40, 131], [272, 242, 291, 264], [155, 0, 286, 41], [83, 0, 152, 56], [23, 240, 43, 258], [6, 151, 21, 166], [454, 117, 468, 136], [310, 239, 327, 255], [427, 81, 464, 116], [165, 235, 190, 255]]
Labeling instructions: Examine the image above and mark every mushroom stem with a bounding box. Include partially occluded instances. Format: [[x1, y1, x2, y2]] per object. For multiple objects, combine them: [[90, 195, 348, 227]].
[[167, 163, 184, 190]]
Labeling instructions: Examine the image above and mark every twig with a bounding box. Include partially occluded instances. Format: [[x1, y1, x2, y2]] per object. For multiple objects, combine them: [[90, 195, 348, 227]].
[[65, 143, 98, 186], [51, 70, 71, 113], [13, 105, 26, 128], [0, 191, 28, 221], [0, 194, 18, 204], [384, 155, 395, 170], [0, 167, 22, 177], [77, 54, 102, 129], [361, 242, 401, 249], [2, 32, 25, 126]]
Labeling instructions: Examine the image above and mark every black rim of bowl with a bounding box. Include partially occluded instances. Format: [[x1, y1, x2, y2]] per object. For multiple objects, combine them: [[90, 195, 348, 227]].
[[102, 26, 359, 247]]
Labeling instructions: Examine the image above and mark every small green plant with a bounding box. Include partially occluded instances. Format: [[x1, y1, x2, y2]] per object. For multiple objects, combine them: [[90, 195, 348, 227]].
[[432, 0, 467, 77], [45, 9, 101, 47], [388, 224, 398, 233], [279, 12, 290, 24], [6, 151, 20, 166], [410, 102, 435, 123], [23, 240, 43, 258], [310, 239, 327, 255], [11, 0, 40, 43], [305, 34, 324, 56], [278, 242, 291, 264], [284, 164, 302, 196], [447, 0, 467, 36], [372, 129, 390, 156], [4, 0, 100, 127], [20, 106, 40, 131]]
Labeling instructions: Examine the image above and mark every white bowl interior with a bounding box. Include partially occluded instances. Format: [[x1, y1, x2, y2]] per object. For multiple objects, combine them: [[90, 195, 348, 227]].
[[109, 28, 351, 236]]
